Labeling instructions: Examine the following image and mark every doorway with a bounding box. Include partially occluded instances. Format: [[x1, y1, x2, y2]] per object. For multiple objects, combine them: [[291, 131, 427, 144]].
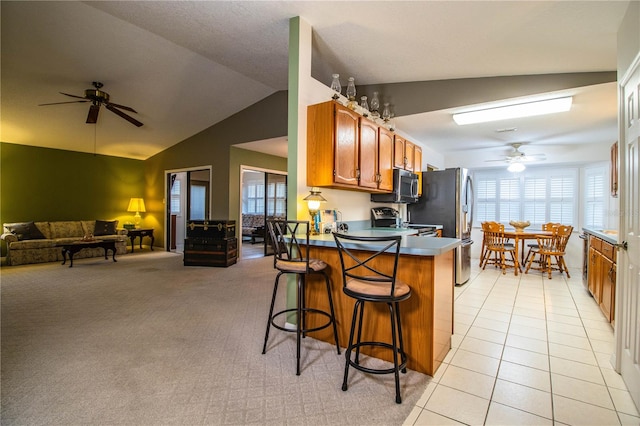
[[240, 167, 287, 259], [166, 166, 212, 253]]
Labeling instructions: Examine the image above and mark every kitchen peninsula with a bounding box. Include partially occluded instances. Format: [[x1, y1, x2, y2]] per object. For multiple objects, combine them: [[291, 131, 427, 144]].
[[303, 230, 460, 376]]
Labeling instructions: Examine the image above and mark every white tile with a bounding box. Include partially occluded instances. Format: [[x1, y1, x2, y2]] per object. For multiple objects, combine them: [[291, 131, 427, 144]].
[[587, 328, 615, 343], [473, 317, 510, 333], [477, 309, 512, 323], [505, 334, 548, 355], [466, 326, 507, 345], [595, 351, 616, 370], [509, 315, 546, 330], [549, 356, 605, 385], [601, 368, 629, 390], [551, 373, 614, 409], [502, 346, 549, 371], [415, 381, 438, 408], [508, 323, 548, 341], [485, 402, 552, 425], [497, 361, 551, 392], [589, 338, 615, 355], [581, 317, 615, 332], [548, 342, 597, 366], [546, 312, 583, 326], [547, 331, 591, 350], [492, 379, 552, 419], [439, 365, 496, 399], [403, 406, 422, 425], [414, 408, 466, 425], [424, 385, 490, 426], [618, 412, 640, 425], [459, 336, 504, 359], [546, 321, 587, 337], [449, 349, 500, 377], [455, 312, 476, 326], [512, 307, 546, 320], [552, 394, 620, 426], [609, 387, 640, 417], [451, 333, 463, 349], [442, 347, 457, 365]]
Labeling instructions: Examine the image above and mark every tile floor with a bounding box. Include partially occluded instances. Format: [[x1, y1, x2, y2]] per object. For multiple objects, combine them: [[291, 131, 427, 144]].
[[403, 262, 640, 425]]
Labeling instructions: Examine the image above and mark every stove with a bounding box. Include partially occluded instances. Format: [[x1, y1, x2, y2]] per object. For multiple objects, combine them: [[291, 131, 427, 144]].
[[406, 224, 438, 236]]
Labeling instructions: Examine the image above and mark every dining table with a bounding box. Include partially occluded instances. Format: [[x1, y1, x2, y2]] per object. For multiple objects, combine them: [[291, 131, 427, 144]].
[[480, 227, 553, 271]]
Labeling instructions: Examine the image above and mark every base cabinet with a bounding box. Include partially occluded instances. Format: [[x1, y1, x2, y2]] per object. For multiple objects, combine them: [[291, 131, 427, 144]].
[[587, 235, 616, 324]]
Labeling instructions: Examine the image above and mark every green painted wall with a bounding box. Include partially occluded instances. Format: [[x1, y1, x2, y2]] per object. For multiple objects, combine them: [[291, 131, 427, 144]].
[[0, 142, 144, 255]]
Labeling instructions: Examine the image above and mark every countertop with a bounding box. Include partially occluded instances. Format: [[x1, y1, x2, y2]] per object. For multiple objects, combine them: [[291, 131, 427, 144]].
[[582, 227, 619, 245], [308, 229, 460, 256]]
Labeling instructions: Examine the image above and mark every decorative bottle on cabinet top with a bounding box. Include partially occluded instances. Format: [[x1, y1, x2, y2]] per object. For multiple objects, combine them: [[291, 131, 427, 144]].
[[370, 91, 380, 118], [330, 74, 341, 100], [346, 77, 357, 110]]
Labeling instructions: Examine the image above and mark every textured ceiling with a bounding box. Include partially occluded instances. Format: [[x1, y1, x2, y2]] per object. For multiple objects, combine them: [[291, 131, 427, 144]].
[[0, 1, 629, 164]]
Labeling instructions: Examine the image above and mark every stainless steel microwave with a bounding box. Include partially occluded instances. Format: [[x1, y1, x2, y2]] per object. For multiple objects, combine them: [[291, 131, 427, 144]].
[[370, 169, 419, 203]]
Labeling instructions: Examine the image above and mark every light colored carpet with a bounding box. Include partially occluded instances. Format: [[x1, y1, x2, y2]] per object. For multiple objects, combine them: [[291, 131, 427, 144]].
[[1, 251, 429, 425]]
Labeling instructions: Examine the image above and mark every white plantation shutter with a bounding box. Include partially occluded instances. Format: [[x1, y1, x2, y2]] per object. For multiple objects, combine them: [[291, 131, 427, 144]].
[[584, 167, 605, 228], [474, 168, 577, 226]]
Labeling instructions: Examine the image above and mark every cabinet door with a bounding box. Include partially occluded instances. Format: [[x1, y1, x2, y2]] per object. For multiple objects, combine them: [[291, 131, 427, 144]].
[[405, 141, 415, 171], [359, 118, 379, 189], [600, 257, 615, 322], [334, 105, 359, 186], [414, 146, 423, 196], [588, 247, 601, 302], [378, 127, 394, 191], [394, 136, 406, 168]]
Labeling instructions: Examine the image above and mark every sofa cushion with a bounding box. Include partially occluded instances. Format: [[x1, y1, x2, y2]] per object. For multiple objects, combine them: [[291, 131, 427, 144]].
[[8, 239, 56, 249], [49, 221, 84, 239], [94, 220, 118, 236], [5, 222, 46, 241]]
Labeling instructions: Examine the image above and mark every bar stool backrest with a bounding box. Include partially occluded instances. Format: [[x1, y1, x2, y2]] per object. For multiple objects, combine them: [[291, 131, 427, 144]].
[[333, 232, 402, 298], [266, 219, 310, 272]]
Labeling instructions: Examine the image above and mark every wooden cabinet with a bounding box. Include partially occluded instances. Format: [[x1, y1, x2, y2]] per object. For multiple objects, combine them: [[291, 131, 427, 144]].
[[415, 146, 423, 196], [587, 234, 616, 324], [393, 135, 422, 174], [307, 100, 394, 193]]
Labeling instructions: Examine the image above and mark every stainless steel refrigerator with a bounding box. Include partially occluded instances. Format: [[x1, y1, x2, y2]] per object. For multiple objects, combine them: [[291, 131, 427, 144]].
[[407, 168, 474, 285]]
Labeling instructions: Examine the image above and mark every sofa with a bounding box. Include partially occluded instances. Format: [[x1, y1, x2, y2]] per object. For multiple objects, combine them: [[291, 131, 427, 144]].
[[1, 220, 129, 266], [241, 214, 266, 244]]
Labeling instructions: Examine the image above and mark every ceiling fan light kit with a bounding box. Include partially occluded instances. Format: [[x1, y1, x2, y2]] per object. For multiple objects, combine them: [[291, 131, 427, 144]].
[[452, 96, 573, 125], [507, 162, 526, 173]]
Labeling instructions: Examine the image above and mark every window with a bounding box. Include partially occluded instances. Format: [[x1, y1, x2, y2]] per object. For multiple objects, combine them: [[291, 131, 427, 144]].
[[243, 182, 265, 214], [170, 179, 181, 214], [474, 168, 577, 226], [267, 181, 287, 216], [584, 166, 606, 228]]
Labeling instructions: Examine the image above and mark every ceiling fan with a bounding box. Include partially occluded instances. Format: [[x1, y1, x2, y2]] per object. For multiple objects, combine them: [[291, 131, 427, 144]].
[[485, 143, 546, 164], [39, 81, 143, 127]]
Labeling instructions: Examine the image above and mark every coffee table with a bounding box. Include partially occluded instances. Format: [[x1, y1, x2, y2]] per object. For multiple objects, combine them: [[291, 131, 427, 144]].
[[59, 239, 117, 268]]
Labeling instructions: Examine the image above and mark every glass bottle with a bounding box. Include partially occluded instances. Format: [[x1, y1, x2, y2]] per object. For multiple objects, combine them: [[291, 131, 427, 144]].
[[382, 102, 391, 121], [370, 91, 380, 117], [360, 96, 369, 117], [346, 77, 356, 109], [330, 74, 341, 100]]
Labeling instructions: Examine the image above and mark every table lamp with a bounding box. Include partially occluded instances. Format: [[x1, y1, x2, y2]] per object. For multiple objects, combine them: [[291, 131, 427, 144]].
[[303, 187, 326, 234], [127, 198, 146, 227]]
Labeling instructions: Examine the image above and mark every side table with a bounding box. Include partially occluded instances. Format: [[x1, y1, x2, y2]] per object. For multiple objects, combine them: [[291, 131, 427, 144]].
[[128, 228, 154, 252]]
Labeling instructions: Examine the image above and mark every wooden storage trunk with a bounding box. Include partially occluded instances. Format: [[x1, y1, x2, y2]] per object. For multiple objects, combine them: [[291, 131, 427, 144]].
[[186, 220, 236, 239], [183, 237, 237, 267]]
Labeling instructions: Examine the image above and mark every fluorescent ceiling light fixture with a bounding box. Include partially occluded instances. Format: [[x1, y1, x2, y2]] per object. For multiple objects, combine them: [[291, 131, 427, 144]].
[[507, 163, 526, 173], [453, 97, 573, 125]]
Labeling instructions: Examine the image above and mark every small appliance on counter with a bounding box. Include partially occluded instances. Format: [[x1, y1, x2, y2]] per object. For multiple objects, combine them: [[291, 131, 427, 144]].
[[371, 207, 401, 228]]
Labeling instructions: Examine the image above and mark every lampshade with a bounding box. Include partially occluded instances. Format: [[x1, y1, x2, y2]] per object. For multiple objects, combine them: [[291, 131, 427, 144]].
[[127, 198, 146, 213], [453, 97, 572, 125], [507, 163, 526, 173], [303, 187, 326, 212]]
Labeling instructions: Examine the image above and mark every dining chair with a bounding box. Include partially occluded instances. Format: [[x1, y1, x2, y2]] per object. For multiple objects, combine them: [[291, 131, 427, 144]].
[[333, 232, 411, 404], [262, 219, 340, 375], [481, 221, 519, 275], [523, 222, 561, 265], [525, 225, 573, 279]]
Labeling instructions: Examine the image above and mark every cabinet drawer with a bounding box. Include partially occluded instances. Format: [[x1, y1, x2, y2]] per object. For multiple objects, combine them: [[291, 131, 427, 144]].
[[601, 241, 616, 262], [590, 236, 602, 252]]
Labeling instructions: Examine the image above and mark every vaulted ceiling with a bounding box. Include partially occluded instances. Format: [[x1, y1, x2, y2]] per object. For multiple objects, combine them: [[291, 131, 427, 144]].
[[0, 1, 629, 167]]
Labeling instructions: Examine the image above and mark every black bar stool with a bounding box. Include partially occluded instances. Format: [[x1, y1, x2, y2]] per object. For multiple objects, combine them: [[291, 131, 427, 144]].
[[333, 232, 411, 404], [262, 220, 340, 375]]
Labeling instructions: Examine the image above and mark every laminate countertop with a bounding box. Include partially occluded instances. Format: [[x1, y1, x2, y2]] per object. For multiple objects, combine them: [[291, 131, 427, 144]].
[[307, 229, 460, 256], [582, 227, 619, 245]]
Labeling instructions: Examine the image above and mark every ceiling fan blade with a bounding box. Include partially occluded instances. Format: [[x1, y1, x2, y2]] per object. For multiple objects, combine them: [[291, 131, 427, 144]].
[[106, 101, 137, 113], [39, 100, 90, 106], [60, 92, 87, 100], [105, 104, 143, 127], [86, 104, 100, 124]]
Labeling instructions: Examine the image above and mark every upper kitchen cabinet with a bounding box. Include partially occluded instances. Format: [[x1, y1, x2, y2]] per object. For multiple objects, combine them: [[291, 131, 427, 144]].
[[307, 100, 393, 193], [394, 135, 422, 173]]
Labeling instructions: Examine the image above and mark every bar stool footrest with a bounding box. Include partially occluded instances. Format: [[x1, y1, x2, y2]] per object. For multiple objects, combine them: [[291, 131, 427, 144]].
[[270, 307, 335, 334], [347, 341, 408, 375]]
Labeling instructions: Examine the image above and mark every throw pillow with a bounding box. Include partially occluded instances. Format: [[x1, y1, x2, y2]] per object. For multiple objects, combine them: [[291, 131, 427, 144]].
[[6, 222, 46, 240], [94, 220, 117, 236]]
